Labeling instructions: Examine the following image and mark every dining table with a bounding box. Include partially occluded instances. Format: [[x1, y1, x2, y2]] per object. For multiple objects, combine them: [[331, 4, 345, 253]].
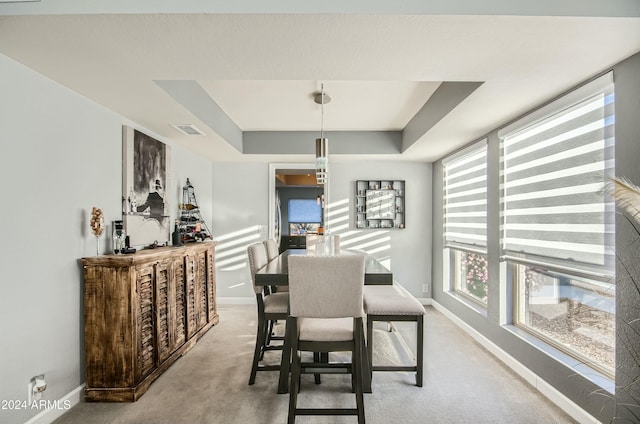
[[255, 248, 394, 287], [254, 248, 393, 394]]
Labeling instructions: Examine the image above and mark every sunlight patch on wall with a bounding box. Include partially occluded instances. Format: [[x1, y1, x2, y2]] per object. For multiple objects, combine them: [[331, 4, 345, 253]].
[[326, 205, 350, 218], [327, 197, 350, 209], [349, 235, 391, 251], [217, 242, 259, 260], [215, 225, 262, 271], [330, 222, 351, 233], [341, 230, 389, 247], [325, 196, 392, 268], [216, 225, 262, 241]]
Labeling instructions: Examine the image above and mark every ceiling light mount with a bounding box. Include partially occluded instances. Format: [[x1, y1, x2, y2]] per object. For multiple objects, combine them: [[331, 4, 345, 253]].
[[313, 91, 332, 105]]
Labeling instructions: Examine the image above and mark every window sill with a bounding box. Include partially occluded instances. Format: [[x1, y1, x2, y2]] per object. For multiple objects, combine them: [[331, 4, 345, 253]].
[[445, 290, 488, 317], [504, 324, 614, 394]]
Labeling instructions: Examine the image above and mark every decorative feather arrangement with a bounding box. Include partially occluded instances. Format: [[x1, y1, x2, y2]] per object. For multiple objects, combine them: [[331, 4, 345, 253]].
[[611, 176, 640, 226]]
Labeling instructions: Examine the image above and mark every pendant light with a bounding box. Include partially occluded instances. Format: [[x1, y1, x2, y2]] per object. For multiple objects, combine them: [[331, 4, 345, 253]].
[[314, 84, 330, 185]]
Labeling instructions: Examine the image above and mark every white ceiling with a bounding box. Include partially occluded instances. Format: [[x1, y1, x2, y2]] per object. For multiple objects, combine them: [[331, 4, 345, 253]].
[[1, 2, 639, 162], [200, 80, 441, 131]]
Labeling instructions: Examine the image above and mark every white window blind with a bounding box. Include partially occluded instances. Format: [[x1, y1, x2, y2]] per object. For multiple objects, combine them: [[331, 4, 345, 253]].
[[443, 142, 488, 252], [500, 73, 614, 271]]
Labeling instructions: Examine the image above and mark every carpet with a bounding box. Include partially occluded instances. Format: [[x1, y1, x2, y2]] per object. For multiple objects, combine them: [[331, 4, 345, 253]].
[[53, 305, 577, 424]]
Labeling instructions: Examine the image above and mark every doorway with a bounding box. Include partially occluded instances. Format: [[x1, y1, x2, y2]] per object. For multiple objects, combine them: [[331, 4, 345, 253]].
[[268, 163, 325, 246]]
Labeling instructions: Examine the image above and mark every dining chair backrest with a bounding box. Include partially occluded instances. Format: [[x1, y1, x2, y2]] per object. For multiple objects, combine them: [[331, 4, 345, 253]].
[[263, 238, 279, 261], [288, 255, 365, 319], [247, 242, 269, 295]]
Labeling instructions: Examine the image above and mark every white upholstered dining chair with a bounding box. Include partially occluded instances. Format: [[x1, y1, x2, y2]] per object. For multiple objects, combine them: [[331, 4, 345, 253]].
[[263, 238, 280, 260], [287, 254, 367, 424], [247, 242, 289, 385], [264, 238, 288, 293]]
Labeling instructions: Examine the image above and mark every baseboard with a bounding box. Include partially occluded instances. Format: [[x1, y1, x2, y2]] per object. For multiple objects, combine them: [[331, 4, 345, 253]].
[[220, 297, 432, 306], [430, 300, 601, 424], [217, 297, 255, 305], [417, 297, 432, 305], [24, 384, 84, 424]]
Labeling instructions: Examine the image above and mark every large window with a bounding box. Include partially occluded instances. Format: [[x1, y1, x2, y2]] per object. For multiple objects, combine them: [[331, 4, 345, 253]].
[[500, 73, 615, 375], [443, 141, 488, 305]]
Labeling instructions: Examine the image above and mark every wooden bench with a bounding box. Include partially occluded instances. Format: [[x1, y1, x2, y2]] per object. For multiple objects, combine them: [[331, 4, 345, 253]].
[[363, 282, 425, 386]]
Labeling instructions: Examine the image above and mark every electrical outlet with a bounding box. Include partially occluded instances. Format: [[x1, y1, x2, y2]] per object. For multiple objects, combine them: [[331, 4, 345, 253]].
[[422, 284, 429, 293], [28, 374, 46, 404], [28, 381, 37, 404]]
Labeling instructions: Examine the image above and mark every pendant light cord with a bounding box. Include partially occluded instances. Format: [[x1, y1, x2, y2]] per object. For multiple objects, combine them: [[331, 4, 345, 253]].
[[320, 83, 325, 140]]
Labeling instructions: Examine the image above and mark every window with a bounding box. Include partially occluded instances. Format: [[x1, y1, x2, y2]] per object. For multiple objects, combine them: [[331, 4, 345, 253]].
[[500, 72, 615, 375], [514, 265, 614, 373], [443, 141, 488, 305], [452, 250, 488, 303], [288, 199, 322, 235]]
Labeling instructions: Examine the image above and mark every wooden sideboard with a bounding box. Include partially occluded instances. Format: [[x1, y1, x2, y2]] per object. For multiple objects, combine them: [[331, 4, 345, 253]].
[[82, 241, 218, 402]]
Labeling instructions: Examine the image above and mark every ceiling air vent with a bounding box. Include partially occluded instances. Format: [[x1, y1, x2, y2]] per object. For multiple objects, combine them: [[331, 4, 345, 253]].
[[171, 124, 205, 136]]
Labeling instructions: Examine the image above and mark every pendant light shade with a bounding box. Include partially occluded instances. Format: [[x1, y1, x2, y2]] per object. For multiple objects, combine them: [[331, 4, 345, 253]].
[[315, 137, 328, 184], [314, 84, 330, 185]]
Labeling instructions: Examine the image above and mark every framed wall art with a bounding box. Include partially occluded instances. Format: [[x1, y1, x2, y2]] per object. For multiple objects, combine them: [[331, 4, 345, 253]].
[[122, 125, 171, 247]]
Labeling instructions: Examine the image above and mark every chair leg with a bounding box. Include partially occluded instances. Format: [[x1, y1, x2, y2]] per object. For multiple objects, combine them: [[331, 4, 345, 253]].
[[287, 325, 300, 424], [313, 352, 321, 384], [266, 320, 274, 346], [366, 317, 374, 379], [416, 315, 424, 387], [287, 354, 300, 424], [249, 314, 267, 385], [259, 318, 268, 360], [278, 317, 293, 394], [354, 320, 366, 424], [350, 350, 356, 392]]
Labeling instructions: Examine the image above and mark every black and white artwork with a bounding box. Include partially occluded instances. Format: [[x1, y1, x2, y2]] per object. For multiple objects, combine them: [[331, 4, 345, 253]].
[[122, 126, 171, 247]]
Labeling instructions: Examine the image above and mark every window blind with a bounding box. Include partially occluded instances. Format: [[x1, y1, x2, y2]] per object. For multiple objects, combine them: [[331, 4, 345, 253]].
[[500, 73, 614, 270], [443, 142, 487, 252], [288, 199, 322, 223]]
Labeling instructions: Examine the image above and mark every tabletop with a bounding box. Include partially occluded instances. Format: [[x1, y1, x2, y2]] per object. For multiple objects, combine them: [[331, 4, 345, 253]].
[[255, 249, 393, 286]]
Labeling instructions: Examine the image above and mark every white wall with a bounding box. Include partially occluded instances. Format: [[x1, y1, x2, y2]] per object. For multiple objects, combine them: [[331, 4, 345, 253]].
[[0, 50, 433, 424], [0, 53, 213, 424], [212, 160, 432, 301], [211, 162, 270, 301], [327, 161, 432, 298]]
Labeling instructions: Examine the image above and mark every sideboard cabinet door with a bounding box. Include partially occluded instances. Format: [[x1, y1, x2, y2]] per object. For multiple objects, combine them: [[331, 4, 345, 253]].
[[155, 259, 173, 364], [172, 256, 187, 349], [134, 264, 156, 381], [205, 246, 217, 322]]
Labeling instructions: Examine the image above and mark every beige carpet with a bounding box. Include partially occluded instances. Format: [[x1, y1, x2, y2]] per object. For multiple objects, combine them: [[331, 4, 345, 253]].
[[53, 304, 577, 424]]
